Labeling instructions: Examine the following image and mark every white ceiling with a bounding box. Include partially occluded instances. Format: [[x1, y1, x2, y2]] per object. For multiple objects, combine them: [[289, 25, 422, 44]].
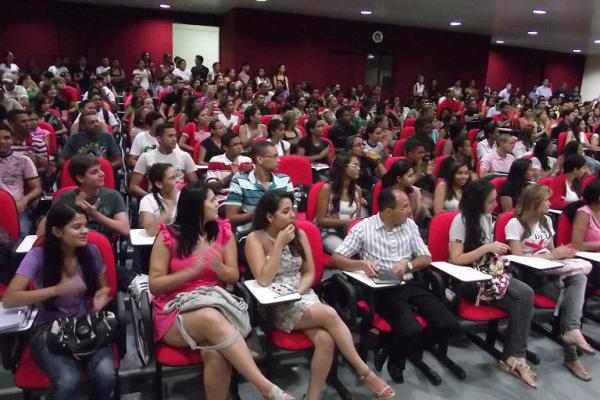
[[61, 0, 600, 55]]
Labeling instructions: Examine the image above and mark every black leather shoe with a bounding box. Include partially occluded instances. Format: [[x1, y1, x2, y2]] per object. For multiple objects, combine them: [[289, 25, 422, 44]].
[[387, 363, 404, 384]]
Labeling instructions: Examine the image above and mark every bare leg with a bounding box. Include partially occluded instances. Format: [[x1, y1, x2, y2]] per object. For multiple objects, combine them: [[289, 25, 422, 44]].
[[202, 349, 232, 400], [294, 304, 392, 395], [302, 328, 335, 400], [162, 308, 280, 397]]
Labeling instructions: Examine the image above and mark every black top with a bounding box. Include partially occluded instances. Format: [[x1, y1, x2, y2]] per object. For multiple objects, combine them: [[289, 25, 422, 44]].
[[200, 137, 224, 163], [328, 123, 356, 149], [297, 137, 329, 162], [191, 65, 209, 81]]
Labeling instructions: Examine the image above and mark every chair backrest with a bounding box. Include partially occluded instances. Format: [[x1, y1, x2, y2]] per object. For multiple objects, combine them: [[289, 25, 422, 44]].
[[556, 213, 573, 246], [539, 176, 554, 188], [371, 181, 383, 214], [192, 141, 203, 163], [298, 114, 309, 127], [399, 126, 416, 140], [173, 113, 183, 138], [88, 231, 118, 299], [490, 177, 507, 213], [404, 117, 416, 127], [434, 138, 448, 157], [428, 211, 459, 261], [322, 125, 333, 138], [52, 186, 77, 203], [494, 211, 516, 245], [260, 114, 274, 125], [306, 181, 326, 222], [37, 121, 57, 157], [392, 138, 406, 157], [557, 131, 569, 155], [60, 157, 116, 189], [384, 156, 406, 170], [0, 189, 20, 241], [433, 155, 448, 179], [294, 220, 325, 286], [467, 128, 479, 144], [321, 137, 336, 162], [275, 155, 313, 187], [346, 217, 364, 235], [582, 175, 596, 192]]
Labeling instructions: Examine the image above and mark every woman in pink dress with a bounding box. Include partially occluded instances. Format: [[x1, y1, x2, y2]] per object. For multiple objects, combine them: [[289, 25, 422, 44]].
[[149, 182, 293, 400]]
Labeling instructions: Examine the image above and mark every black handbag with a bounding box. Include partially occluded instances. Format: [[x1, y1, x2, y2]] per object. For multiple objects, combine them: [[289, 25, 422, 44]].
[[47, 311, 117, 360]]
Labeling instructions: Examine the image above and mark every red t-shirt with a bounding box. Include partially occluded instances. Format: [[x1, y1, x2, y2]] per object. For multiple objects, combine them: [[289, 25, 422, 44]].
[[59, 85, 78, 107]]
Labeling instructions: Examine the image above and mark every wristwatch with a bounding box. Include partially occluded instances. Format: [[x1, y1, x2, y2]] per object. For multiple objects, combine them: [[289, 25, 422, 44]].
[[406, 261, 414, 272]]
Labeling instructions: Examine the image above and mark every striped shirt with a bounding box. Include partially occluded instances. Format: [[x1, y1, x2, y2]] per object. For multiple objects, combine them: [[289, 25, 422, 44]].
[[227, 170, 294, 238], [206, 153, 253, 204], [334, 214, 430, 278], [11, 134, 48, 160]]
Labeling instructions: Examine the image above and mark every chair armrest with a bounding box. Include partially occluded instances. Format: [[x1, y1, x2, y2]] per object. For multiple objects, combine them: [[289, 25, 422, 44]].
[[1, 333, 27, 372], [321, 274, 358, 328], [430, 262, 492, 283], [139, 290, 154, 357], [233, 282, 257, 327], [115, 291, 127, 359]]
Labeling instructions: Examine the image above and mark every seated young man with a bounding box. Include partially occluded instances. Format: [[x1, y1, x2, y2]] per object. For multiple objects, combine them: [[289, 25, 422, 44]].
[[7, 109, 48, 174], [0, 123, 42, 236], [331, 187, 459, 383], [128, 111, 164, 168], [479, 134, 515, 178], [60, 112, 122, 168], [206, 131, 253, 211], [226, 140, 293, 241], [129, 122, 198, 198]]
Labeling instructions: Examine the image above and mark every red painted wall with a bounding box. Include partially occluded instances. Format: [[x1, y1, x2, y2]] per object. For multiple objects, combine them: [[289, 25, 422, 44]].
[[486, 45, 585, 92]]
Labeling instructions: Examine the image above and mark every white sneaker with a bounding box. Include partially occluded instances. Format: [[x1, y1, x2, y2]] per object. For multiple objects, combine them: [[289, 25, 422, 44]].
[[128, 274, 152, 303]]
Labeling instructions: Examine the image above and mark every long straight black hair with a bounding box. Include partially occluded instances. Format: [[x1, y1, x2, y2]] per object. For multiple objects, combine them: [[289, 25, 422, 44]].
[[251, 191, 305, 260], [459, 180, 495, 253], [172, 182, 219, 259], [43, 204, 98, 310], [327, 153, 357, 215]]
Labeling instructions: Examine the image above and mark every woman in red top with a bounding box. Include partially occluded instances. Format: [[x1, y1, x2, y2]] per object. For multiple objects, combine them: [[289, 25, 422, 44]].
[[149, 182, 293, 400]]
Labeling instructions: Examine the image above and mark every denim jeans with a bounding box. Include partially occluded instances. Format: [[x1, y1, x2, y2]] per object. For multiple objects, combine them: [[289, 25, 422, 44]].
[[29, 326, 117, 400], [19, 209, 35, 238]]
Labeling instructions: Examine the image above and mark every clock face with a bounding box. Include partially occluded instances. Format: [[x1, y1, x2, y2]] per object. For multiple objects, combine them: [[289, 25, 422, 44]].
[[373, 31, 383, 43]]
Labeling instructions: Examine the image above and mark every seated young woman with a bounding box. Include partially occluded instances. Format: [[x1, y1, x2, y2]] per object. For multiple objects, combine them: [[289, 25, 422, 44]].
[[266, 118, 291, 156], [148, 182, 293, 400], [296, 119, 332, 182], [449, 179, 537, 388], [179, 108, 210, 154], [513, 126, 537, 159], [549, 155, 587, 210], [4, 204, 116, 399], [531, 136, 559, 179], [572, 178, 600, 253], [505, 185, 594, 381], [239, 105, 267, 151], [433, 161, 471, 214], [139, 163, 180, 236], [499, 159, 534, 212], [381, 159, 424, 222], [315, 153, 363, 254], [195, 120, 226, 165], [245, 191, 394, 400]]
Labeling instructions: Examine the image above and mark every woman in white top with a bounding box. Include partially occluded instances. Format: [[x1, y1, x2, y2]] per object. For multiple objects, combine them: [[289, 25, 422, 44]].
[[412, 75, 425, 97], [255, 68, 272, 89], [505, 185, 594, 381], [139, 163, 180, 236], [239, 105, 267, 150], [316, 153, 363, 254], [217, 99, 240, 130], [513, 126, 536, 160], [282, 110, 303, 150], [433, 161, 471, 214], [133, 59, 151, 90], [266, 119, 290, 156], [321, 96, 338, 125], [530, 137, 559, 179], [235, 85, 254, 113]]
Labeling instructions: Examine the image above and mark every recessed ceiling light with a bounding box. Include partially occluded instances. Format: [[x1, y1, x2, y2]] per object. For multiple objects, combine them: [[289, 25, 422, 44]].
[[367, 54, 375, 59], [360, 10, 373, 15], [573, 49, 582, 53], [450, 21, 462, 26], [595, 40, 600, 44], [256, 0, 267, 2], [533, 9, 547, 14], [159, 4, 170, 8], [496, 40, 505, 44], [527, 30, 538, 35]]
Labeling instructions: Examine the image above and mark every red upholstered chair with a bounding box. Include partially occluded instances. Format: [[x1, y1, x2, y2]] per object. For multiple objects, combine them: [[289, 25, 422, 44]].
[[557, 131, 569, 155], [556, 213, 573, 246], [51, 186, 77, 203], [384, 156, 406, 170], [404, 117, 416, 127], [296, 124, 306, 136], [0, 189, 20, 241], [582, 175, 596, 192], [306, 181, 326, 222], [434, 138, 448, 157], [275, 155, 312, 187], [432, 155, 448, 179], [489, 177, 507, 213], [298, 114, 309, 127], [13, 231, 125, 398], [428, 211, 515, 362], [37, 121, 57, 157], [467, 128, 479, 145], [493, 211, 516, 245], [539, 176, 554, 188], [392, 138, 406, 157], [60, 157, 116, 190], [192, 141, 203, 164], [371, 181, 383, 214], [322, 124, 333, 138], [399, 126, 416, 140], [321, 137, 336, 162], [260, 114, 274, 125]]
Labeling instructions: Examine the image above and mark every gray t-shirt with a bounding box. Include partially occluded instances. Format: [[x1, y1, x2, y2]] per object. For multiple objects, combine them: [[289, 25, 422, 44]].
[[61, 132, 121, 160], [53, 187, 126, 238]]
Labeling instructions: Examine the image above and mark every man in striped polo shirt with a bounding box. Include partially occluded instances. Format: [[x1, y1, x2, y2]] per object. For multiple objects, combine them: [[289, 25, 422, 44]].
[[226, 140, 294, 240], [7, 109, 48, 174], [206, 132, 253, 213]]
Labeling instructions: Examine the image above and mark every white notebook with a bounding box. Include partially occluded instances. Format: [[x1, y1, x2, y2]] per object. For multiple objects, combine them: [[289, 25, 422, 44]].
[[0, 303, 32, 332]]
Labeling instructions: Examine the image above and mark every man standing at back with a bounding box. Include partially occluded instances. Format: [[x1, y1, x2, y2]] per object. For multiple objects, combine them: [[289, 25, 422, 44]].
[[191, 55, 209, 82]]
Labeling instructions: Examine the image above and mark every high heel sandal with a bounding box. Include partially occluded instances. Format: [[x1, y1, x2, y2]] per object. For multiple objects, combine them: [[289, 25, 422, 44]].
[[264, 385, 295, 400], [358, 369, 395, 398], [498, 359, 537, 389]]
